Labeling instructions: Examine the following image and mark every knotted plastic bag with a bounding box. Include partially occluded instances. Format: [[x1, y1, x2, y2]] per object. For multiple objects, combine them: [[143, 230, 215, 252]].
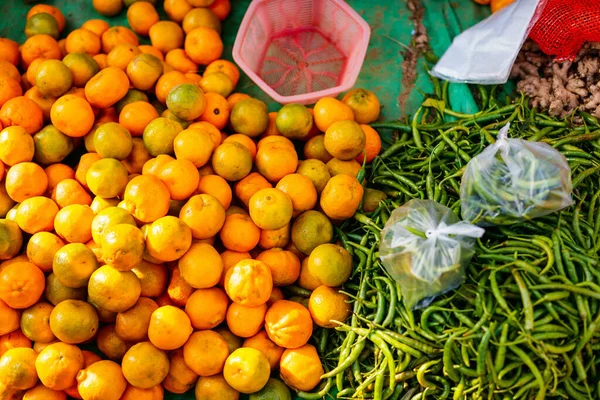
[[379, 199, 485, 310], [460, 123, 573, 226]]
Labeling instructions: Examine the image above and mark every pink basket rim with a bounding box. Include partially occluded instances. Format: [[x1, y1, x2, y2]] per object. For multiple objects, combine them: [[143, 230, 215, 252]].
[[232, 0, 371, 105]]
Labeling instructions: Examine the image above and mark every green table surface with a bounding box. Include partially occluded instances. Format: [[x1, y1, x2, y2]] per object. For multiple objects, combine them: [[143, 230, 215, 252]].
[[0, 1, 492, 398]]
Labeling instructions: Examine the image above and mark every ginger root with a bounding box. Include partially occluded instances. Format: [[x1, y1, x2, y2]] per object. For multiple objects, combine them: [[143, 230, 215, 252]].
[[512, 41, 600, 118]]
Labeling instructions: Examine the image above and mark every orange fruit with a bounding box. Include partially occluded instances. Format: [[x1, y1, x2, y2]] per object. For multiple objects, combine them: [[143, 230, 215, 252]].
[[166, 83, 206, 121], [121, 342, 169, 389], [0, 330, 31, 357], [34, 60, 72, 97], [261, 111, 280, 137], [90, 206, 136, 244], [120, 384, 163, 400], [256, 248, 300, 287], [34, 342, 83, 390], [127, 2, 160, 36], [219, 250, 251, 287], [101, 224, 145, 271], [320, 174, 364, 220], [255, 142, 299, 183], [45, 163, 75, 194], [182, 7, 221, 34], [296, 159, 331, 193], [122, 138, 153, 174], [43, 273, 86, 306], [199, 92, 230, 129], [65, 29, 102, 56], [157, 159, 199, 200], [248, 188, 293, 230], [127, 53, 164, 91], [114, 297, 158, 342], [226, 302, 267, 338], [223, 347, 270, 394], [142, 117, 183, 156], [138, 45, 164, 61], [14, 197, 57, 234], [279, 344, 323, 391], [75, 152, 102, 189], [304, 133, 333, 163], [106, 43, 141, 71], [341, 88, 381, 124], [23, 383, 66, 400], [93, 0, 124, 16], [208, 0, 231, 20], [27, 5, 65, 32], [101, 26, 139, 54], [308, 285, 351, 328], [178, 242, 223, 288], [275, 104, 313, 140], [195, 374, 238, 400], [115, 88, 149, 113], [324, 120, 366, 160], [227, 93, 251, 109], [0, 299, 20, 335], [0, 126, 34, 166], [81, 19, 110, 37], [53, 204, 94, 243], [259, 225, 290, 250], [0, 347, 38, 390], [264, 300, 313, 349], [162, 348, 198, 394], [230, 98, 268, 138], [120, 175, 170, 223], [23, 87, 56, 123], [313, 97, 354, 132], [26, 232, 63, 273], [0, 38, 19, 66], [173, 128, 214, 168], [142, 154, 175, 176], [234, 172, 272, 208], [215, 328, 242, 355], [164, 0, 193, 22], [199, 72, 233, 97], [21, 35, 62, 68], [145, 216, 192, 262], [132, 261, 168, 298], [76, 360, 127, 400], [149, 21, 184, 54], [24, 14, 58, 41], [362, 188, 387, 213], [206, 60, 239, 87], [49, 299, 98, 344], [0, 78, 23, 109], [119, 101, 159, 137], [225, 259, 272, 307], [223, 134, 256, 161], [155, 71, 190, 104], [356, 124, 382, 163], [326, 158, 361, 178], [148, 305, 193, 350], [276, 174, 317, 215], [50, 95, 95, 138], [85, 67, 129, 108], [165, 48, 198, 74], [20, 302, 55, 343], [163, 266, 192, 303], [88, 266, 141, 313], [185, 27, 223, 65], [220, 214, 260, 252], [211, 141, 253, 182], [185, 287, 228, 330], [0, 262, 45, 309], [298, 258, 321, 291], [184, 330, 230, 377], [0, 96, 44, 135], [243, 330, 284, 370], [32, 124, 75, 166], [307, 243, 352, 287]]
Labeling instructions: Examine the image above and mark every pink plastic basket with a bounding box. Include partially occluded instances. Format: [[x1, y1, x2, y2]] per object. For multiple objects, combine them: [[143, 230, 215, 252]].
[[232, 0, 371, 105]]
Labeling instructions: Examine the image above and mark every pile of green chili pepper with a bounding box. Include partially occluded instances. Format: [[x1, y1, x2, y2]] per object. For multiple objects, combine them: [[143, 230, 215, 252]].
[[295, 82, 600, 400]]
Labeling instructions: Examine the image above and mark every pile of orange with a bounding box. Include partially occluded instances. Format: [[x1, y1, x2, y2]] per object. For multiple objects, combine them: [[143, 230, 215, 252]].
[[0, 1, 384, 399]]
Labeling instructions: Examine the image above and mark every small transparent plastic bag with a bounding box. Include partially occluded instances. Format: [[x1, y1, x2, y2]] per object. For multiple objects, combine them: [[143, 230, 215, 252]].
[[379, 199, 485, 310], [460, 123, 573, 226]]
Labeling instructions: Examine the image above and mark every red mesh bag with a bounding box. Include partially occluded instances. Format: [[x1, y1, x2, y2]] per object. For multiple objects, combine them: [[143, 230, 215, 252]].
[[529, 0, 600, 61]]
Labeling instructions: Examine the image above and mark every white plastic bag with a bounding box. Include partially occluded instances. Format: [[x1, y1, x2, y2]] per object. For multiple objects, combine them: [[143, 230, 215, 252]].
[[431, 0, 547, 84], [379, 199, 484, 310], [460, 123, 573, 226]]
